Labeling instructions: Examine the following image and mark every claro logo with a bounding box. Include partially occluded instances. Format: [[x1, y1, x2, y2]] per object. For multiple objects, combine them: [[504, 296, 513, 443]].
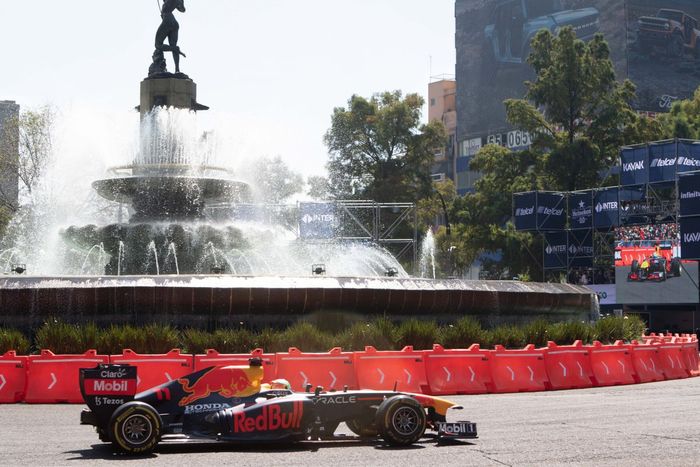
[[232, 402, 304, 433]]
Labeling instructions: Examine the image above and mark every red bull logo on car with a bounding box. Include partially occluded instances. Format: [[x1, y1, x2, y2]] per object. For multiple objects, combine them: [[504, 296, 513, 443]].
[[232, 401, 304, 433], [178, 367, 261, 406]]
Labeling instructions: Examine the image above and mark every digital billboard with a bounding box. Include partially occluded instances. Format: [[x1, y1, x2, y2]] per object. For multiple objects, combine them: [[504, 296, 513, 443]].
[[615, 222, 699, 304]]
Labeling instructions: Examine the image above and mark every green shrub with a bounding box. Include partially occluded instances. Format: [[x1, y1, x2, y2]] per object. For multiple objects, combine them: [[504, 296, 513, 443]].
[[593, 316, 626, 344], [522, 319, 550, 348], [395, 319, 440, 350], [180, 328, 211, 354], [440, 317, 485, 349], [0, 328, 30, 354], [336, 317, 397, 351], [266, 322, 334, 353], [547, 321, 593, 345], [97, 325, 144, 354], [622, 314, 646, 342], [211, 328, 259, 354], [35, 319, 85, 354], [485, 325, 526, 349]]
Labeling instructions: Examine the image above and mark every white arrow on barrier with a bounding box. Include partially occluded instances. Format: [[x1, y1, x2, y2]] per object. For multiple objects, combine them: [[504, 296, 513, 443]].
[[527, 366, 534, 382], [650, 359, 656, 372], [137, 376, 141, 386], [468, 366, 476, 383], [617, 360, 625, 373], [329, 371, 337, 388], [558, 362, 567, 377], [506, 366, 515, 381], [443, 367, 451, 382], [404, 369, 412, 385], [577, 362, 584, 378], [300, 371, 309, 387], [668, 356, 675, 368], [165, 372, 173, 381], [377, 368, 385, 384], [640, 360, 648, 372], [0, 374, 5, 391], [48, 372, 57, 390], [676, 356, 683, 369], [601, 362, 610, 375]]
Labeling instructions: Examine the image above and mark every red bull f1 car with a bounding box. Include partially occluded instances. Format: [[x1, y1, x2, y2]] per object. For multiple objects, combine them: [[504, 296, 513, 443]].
[[79, 358, 477, 454], [627, 256, 681, 282]]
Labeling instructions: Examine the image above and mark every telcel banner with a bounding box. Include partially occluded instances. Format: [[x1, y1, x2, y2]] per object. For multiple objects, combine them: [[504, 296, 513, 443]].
[[513, 192, 537, 231], [568, 191, 593, 230], [680, 216, 700, 260], [299, 203, 336, 239], [677, 140, 700, 174], [620, 146, 648, 186], [679, 172, 700, 217], [536, 192, 566, 231], [648, 141, 677, 183], [594, 187, 619, 229]]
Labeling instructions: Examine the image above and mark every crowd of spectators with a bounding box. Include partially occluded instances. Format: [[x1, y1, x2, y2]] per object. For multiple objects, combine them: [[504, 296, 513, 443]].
[[616, 223, 679, 242], [567, 267, 614, 285]]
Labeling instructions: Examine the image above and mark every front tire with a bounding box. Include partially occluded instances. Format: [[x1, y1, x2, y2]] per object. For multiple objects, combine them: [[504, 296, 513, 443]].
[[108, 402, 162, 455], [375, 396, 426, 446], [346, 417, 379, 438]]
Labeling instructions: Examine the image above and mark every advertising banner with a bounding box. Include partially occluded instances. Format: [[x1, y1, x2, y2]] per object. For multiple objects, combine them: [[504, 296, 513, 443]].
[[298, 203, 336, 240], [680, 216, 700, 260], [537, 192, 567, 231], [568, 229, 594, 267], [648, 141, 678, 183], [586, 284, 616, 306], [620, 146, 648, 186], [568, 191, 593, 230], [676, 140, 700, 174], [544, 231, 568, 269], [594, 187, 619, 229], [513, 192, 537, 230], [679, 172, 700, 217]]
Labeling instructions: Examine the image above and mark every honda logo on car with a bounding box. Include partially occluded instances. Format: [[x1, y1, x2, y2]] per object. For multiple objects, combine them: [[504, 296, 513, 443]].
[[515, 206, 534, 216], [650, 157, 676, 168], [232, 402, 303, 433], [595, 201, 617, 213], [622, 161, 644, 172]]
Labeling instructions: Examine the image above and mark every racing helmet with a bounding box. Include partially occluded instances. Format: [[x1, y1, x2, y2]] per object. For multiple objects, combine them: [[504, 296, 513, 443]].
[[270, 378, 291, 390]]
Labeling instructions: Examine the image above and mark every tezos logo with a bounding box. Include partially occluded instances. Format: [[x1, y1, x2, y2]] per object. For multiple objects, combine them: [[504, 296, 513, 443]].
[[515, 206, 534, 216]]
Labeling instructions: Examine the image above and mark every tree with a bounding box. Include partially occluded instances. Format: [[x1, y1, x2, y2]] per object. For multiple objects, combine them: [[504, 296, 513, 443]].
[[659, 87, 700, 139], [505, 28, 642, 190], [244, 155, 303, 204], [0, 106, 53, 211], [324, 91, 446, 202], [306, 175, 331, 201]]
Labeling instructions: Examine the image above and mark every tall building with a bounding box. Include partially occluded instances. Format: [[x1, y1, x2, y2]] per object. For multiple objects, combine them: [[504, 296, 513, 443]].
[[0, 101, 19, 210], [428, 78, 457, 186]]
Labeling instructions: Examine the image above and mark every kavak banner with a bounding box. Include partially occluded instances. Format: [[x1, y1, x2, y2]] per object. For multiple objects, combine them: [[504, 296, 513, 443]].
[[620, 146, 648, 186], [680, 216, 700, 260]]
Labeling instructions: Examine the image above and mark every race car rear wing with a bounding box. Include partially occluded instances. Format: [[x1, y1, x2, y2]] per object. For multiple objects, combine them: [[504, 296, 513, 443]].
[[79, 364, 138, 427]]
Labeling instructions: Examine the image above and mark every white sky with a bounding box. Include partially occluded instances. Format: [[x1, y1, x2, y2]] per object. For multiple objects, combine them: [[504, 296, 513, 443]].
[[1, 1, 456, 177]]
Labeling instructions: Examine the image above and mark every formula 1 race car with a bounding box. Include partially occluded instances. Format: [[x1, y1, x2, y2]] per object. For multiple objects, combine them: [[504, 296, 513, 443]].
[[79, 358, 477, 454], [627, 256, 681, 282]]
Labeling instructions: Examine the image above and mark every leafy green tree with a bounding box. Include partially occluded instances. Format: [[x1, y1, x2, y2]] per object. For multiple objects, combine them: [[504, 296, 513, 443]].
[[660, 87, 700, 139], [306, 175, 331, 200], [324, 91, 446, 202], [244, 155, 303, 204]]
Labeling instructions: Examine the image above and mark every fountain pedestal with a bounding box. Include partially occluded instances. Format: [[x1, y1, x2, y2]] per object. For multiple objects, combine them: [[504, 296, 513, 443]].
[[139, 77, 209, 118]]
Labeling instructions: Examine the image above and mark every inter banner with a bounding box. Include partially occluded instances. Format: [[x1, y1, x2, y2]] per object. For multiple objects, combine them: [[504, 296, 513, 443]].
[[544, 232, 568, 269], [299, 202, 336, 239], [568, 191, 593, 230], [679, 172, 700, 217], [648, 140, 677, 183], [680, 216, 700, 260], [536, 192, 566, 230], [593, 187, 619, 229], [620, 146, 648, 186], [567, 229, 594, 267]]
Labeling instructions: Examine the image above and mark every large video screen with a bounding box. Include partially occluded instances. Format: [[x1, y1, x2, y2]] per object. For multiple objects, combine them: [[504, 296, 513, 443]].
[[627, 0, 700, 112], [615, 222, 699, 304]]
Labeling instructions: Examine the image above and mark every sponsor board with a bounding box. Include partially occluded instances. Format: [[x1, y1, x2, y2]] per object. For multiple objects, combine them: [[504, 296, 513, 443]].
[[586, 284, 616, 305]]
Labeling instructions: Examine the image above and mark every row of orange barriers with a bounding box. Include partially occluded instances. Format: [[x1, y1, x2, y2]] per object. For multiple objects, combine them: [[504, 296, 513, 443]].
[[0, 335, 697, 403]]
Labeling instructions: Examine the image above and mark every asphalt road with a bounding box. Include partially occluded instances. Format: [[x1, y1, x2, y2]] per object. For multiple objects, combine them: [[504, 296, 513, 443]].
[[1, 378, 700, 466]]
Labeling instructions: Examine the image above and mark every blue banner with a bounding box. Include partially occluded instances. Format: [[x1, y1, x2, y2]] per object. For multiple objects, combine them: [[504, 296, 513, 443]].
[[513, 192, 537, 231], [544, 231, 568, 269], [677, 140, 700, 173], [299, 203, 336, 239], [620, 146, 648, 186], [680, 216, 700, 260], [648, 141, 677, 183], [568, 191, 593, 230], [594, 187, 619, 229], [568, 229, 594, 267], [537, 192, 566, 231], [679, 172, 700, 217]]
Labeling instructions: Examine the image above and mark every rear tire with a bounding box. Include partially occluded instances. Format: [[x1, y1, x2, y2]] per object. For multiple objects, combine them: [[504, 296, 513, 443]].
[[108, 402, 162, 455], [668, 34, 684, 58], [631, 259, 639, 274], [671, 257, 681, 277], [376, 396, 426, 446]]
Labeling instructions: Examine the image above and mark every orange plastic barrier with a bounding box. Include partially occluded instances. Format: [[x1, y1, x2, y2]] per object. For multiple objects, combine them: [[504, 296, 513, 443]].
[[353, 346, 429, 393], [657, 343, 689, 380], [589, 341, 637, 386], [680, 340, 699, 375], [194, 349, 276, 383], [0, 351, 28, 403], [110, 349, 193, 393], [423, 344, 493, 395], [543, 341, 594, 390], [629, 342, 665, 383], [490, 345, 549, 393], [275, 347, 357, 391], [25, 350, 108, 403]]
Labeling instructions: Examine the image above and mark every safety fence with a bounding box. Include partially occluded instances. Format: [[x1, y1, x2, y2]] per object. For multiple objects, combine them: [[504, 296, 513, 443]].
[[0, 334, 697, 403]]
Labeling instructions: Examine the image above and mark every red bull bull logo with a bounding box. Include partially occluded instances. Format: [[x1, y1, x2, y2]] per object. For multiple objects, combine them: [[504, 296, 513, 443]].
[[178, 367, 260, 406], [232, 401, 304, 433]]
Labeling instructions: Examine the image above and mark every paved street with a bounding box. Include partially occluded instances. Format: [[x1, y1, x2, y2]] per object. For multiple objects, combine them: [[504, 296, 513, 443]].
[[1, 378, 699, 466]]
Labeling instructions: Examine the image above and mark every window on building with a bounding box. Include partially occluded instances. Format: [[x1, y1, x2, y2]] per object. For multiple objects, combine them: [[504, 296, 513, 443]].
[[430, 98, 436, 106]]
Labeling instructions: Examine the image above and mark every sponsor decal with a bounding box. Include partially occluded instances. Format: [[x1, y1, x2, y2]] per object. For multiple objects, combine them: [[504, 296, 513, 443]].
[[650, 157, 676, 168], [595, 201, 618, 213], [84, 379, 137, 396], [515, 206, 534, 216], [232, 401, 304, 433], [537, 206, 564, 216], [312, 395, 357, 405], [568, 244, 594, 256], [178, 368, 257, 406], [545, 245, 566, 255], [99, 368, 129, 379], [678, 157, 700, 168], [681, 191, 700, 200], [185, 402, 232, 414], [683, 232, 700, 243], [622, 161, 644, 172], [437, 421, 477, 436], [93, 396, 126, 406], [301, 213, 335, 224]]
